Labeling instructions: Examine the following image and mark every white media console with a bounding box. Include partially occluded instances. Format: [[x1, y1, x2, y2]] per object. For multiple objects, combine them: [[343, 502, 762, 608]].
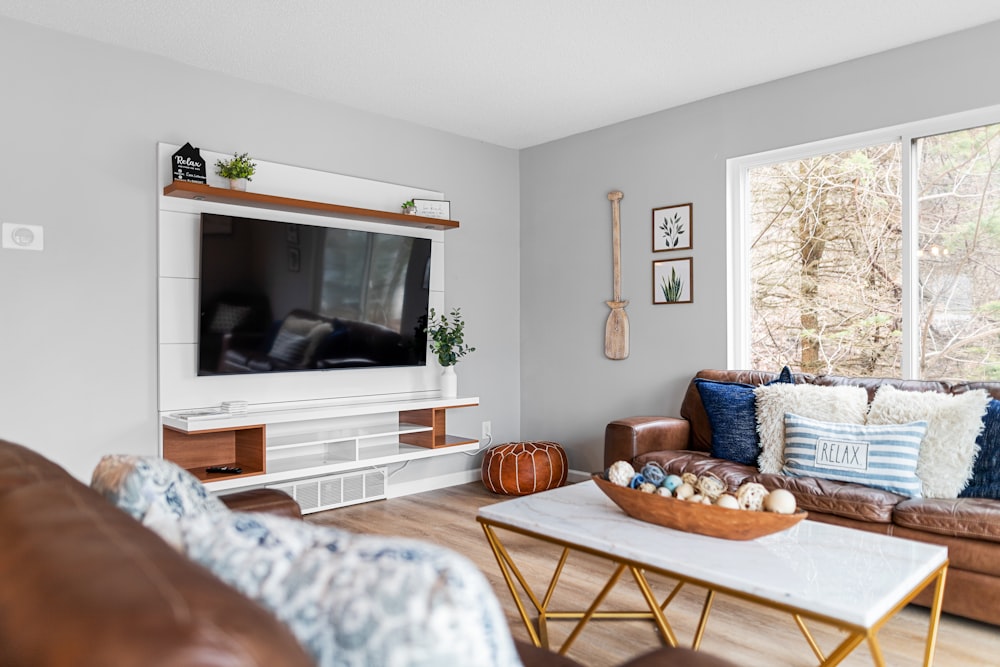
[[156, 143, 480, 513], [161, 395, 479, 513]]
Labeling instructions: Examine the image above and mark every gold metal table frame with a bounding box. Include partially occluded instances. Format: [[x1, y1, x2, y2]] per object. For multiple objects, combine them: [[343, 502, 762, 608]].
[[479, 518, 948, 667]]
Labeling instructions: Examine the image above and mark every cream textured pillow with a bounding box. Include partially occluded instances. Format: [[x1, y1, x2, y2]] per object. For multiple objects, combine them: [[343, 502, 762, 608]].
[[755, 383, 869, 474], [866, 385, 989, 499]]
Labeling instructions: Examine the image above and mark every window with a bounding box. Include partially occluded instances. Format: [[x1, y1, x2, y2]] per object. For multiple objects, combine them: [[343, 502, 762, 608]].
[[730, 110, 1000, 381]]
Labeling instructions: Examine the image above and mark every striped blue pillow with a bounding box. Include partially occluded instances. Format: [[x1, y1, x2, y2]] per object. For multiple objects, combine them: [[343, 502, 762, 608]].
[[782, 413, 927, 498]]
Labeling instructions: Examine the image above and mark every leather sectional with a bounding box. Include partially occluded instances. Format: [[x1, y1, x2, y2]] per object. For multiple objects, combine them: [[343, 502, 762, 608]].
[[605, 369, 1000, 627]]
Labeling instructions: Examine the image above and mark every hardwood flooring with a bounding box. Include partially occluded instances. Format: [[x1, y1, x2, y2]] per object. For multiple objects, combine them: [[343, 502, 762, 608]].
[[306, 482, 1000, 666]]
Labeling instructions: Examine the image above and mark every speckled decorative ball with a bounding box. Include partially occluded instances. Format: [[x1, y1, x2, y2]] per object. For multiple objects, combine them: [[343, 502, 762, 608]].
[[639, 482, 657, 494], [737, 482, 769, 511], [656, 486, 673, 497], [607, 460, 636, 487], [681, 472, 698, 487]]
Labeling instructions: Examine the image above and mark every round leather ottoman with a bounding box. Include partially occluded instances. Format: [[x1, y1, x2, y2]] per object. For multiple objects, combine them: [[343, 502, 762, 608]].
[[481, 441, 568, 495]]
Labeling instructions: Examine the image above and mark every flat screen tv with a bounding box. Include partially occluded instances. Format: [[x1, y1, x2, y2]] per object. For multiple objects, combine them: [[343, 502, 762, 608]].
[[197, 213, 431, 376]]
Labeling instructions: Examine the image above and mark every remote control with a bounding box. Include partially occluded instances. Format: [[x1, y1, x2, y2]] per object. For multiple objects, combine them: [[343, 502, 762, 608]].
[[205, 465, 243, 474]]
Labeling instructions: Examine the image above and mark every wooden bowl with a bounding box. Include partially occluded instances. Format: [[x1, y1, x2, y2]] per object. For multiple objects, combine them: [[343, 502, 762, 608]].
[[592, 474, 807, 540]]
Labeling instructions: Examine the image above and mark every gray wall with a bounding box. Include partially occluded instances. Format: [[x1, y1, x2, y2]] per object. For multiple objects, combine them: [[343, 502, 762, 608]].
[[519, 21, 1000, 473], [0, 17, 521, 481]]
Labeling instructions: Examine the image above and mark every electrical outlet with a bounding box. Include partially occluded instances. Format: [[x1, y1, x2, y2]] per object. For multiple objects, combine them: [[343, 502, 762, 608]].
[[482, 421, 492, 440]]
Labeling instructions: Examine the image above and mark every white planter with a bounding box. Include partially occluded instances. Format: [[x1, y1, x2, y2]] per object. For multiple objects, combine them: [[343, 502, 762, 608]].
[[440, 366, 458, 398], [229, 178, 248, 191]]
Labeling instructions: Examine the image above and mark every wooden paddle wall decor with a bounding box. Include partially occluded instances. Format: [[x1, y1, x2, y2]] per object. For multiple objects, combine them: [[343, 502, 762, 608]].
[[605, 191, 629, 360]]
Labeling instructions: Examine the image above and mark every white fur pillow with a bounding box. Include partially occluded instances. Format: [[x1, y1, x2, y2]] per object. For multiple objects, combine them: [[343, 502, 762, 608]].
[[866, 385, 988, 499], [755, 383, 869, 474]]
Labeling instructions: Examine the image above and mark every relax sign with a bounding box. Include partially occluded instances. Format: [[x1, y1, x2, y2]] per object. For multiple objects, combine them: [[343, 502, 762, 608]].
[[815, 438, 870, 471]]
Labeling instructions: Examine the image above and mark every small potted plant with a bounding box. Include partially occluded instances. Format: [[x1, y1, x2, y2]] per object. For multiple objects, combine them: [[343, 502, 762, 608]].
[[215, 152, 257, 191], [425, 307, 475, 397], [402, 199, 417, 215]]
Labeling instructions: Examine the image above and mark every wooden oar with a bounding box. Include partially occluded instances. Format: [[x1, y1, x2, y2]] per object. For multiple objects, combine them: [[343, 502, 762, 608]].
[[605, 191, 629, 360]]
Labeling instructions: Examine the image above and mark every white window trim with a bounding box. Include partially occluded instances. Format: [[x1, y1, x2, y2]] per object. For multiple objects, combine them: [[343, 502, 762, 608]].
[[727, 104, 1000, 377]]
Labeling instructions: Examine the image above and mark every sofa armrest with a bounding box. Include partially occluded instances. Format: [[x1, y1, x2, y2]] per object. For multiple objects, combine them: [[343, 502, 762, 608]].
[[220, 488, 302, 519], [604, 416, 691, 469]]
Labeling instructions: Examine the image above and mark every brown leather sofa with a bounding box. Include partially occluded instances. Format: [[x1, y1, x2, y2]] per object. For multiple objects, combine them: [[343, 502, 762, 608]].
[[605, 369, 1000, 627], [0, 439, 734, 667]]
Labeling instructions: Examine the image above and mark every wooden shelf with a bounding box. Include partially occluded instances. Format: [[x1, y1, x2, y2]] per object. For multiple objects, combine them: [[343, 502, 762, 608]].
[[162, 424, 266, 482], [163, 181, 459, 230]]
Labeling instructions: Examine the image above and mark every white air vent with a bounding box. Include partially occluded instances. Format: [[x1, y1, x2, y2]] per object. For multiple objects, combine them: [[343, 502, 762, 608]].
[[269, 467, 387, 515]]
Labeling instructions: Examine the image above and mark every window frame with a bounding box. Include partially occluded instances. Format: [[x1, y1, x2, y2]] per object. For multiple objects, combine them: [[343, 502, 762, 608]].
[[727, 104, 1000, 378]]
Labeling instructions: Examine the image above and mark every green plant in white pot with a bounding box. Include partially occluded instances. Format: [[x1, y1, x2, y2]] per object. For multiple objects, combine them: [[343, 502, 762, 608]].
[[215, 152, 257, 191], [425, 307, 475, 398]]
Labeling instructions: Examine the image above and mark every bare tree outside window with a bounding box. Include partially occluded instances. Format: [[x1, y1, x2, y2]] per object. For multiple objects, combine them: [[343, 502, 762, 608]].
[[918, 124, 1000, 380], [748, 143, 903, 376], [744, 122, 1000, 381]]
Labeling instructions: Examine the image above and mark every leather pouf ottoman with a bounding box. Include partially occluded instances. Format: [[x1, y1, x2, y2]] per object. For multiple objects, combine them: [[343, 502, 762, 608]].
[[481, 441, 568, 495]]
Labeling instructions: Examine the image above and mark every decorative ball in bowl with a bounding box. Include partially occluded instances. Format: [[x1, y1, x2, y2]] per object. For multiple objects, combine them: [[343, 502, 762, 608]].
[[593, 462, 807, 540]]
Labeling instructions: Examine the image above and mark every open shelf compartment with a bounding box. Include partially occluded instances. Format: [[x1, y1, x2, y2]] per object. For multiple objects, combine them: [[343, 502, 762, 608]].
[[162, 424, 265, 482]]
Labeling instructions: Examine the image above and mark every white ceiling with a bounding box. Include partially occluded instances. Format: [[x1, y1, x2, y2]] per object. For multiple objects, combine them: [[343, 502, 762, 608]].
[[3, 1, 1000, 149]]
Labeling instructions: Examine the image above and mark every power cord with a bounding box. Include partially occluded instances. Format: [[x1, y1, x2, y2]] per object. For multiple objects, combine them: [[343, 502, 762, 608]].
[[389, 434, 493, 479], [464, 433, 493, 456]]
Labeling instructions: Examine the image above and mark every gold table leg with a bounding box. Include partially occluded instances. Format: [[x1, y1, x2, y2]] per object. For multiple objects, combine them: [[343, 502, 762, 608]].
[[481, 523, 544, 646], [692, 590, 715, 650], [923, 566, 947, 667], [629, 566, 679, 647]]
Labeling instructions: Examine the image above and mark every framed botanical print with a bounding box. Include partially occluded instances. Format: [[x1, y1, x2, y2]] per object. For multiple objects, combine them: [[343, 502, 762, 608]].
[[652, 203, 693, 252], [653, 258, 693, 304]]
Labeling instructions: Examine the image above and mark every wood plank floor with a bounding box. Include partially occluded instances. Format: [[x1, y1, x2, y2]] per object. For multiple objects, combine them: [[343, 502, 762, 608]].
[[306, 482, 1000, 666]]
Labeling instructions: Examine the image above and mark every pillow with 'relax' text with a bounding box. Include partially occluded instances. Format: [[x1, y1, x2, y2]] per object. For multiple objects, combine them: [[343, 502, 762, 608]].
[[782, 413, 926, 497]]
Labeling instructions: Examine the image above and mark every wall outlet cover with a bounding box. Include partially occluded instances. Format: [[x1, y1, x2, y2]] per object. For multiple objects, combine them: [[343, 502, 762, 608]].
[[2, 223, 44, 251]]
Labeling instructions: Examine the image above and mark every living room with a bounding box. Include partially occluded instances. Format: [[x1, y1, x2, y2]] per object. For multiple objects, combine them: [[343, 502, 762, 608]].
[[4, 3, 1000, 666]]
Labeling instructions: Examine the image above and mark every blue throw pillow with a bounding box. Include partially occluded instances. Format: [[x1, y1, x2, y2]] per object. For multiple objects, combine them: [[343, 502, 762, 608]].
[[782, 413, 926, 497], [960, 399, 1000, 499], [694, 367, 793, 466]]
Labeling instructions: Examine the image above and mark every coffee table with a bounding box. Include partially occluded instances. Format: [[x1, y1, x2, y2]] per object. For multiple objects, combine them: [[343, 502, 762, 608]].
[[477, 481, 948, 666]]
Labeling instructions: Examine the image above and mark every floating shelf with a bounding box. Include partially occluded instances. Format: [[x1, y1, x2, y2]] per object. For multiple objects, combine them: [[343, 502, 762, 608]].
[[163, 181, 459, 231]]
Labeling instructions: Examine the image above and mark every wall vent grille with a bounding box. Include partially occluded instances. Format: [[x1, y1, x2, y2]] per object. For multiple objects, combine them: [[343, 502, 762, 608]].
[[269, 467, 387, 514]]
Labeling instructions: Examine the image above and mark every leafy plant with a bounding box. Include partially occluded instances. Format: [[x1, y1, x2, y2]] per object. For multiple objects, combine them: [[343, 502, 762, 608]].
[[661, 268, 684, 302], [424, 307, 475, 366], [659, 212, 685, 248], [215, 152, 257, 181], [402, 199, 416, 210]]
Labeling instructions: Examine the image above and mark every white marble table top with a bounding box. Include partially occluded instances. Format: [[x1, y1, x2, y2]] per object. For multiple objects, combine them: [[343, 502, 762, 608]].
[[478, 480, 947, 628]]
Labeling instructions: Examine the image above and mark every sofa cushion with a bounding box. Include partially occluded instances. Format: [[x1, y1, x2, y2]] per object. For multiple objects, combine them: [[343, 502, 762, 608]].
[[693, 367, 792, 466], [961, 398, 1000, 500], [782, 413, 926, 497], [750, 471, 903, 523], [894, 497, 1000, 545], [867, 384, 989, 499], [754, 383, 869, 474], [92, 455, 522, 667]]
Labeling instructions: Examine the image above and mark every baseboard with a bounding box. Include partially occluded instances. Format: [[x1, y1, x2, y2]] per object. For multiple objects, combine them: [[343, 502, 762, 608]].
[[387, 468, 481, 498], [387, 467, 594, 499]]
